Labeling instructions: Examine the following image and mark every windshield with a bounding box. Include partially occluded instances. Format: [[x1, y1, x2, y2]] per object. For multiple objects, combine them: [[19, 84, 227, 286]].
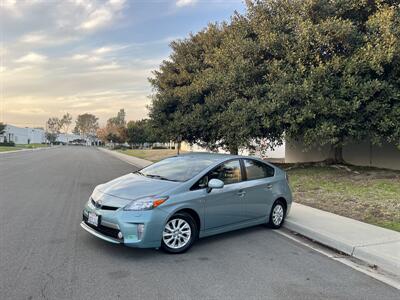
[[138, 156, 214, 182]]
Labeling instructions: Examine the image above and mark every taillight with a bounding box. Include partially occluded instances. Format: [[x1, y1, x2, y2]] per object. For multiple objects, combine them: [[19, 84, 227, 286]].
[[285, 173, 289, 183]]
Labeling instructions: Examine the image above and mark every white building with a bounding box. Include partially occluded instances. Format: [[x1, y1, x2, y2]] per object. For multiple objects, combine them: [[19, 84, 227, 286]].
[[0, 124, 88, 145], [0, 125, 46, 144]]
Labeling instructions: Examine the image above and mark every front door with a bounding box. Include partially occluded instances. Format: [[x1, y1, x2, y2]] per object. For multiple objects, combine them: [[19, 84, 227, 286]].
[[203, 159, 246, 229]]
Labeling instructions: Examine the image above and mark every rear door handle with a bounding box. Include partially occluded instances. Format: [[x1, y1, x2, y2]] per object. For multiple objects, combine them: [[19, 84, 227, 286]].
[[237, 190, 246, 197], [265, 184, 273, 190]]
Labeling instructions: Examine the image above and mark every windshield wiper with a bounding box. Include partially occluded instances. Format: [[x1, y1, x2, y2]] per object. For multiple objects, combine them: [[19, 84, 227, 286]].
[[145, 174, 179, 182]]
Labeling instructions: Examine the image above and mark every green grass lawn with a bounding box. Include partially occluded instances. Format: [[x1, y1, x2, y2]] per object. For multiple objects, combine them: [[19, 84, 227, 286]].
[[0, 143, 49, 152], [117, 149, 183, 162], [281, 164, 400, 232], [17, 143, 49, 149], [0, 146, 22, 152]]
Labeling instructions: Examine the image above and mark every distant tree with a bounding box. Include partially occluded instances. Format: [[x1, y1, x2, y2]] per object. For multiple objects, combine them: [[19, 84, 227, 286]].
[[126, 119, 155, 146], [46, 117, 61, 143], [59, 113, 72, 134], [74, 113, 99, 141], [96, 110, 128, 144], [108, 109, 126, 127]]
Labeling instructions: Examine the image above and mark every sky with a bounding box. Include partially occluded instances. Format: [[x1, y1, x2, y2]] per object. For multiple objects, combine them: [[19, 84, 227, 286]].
[[0, 0, 245, 128]]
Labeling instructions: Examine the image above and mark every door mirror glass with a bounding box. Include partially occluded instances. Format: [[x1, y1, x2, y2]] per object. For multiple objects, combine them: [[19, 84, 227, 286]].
[[208, 178, 224, 189]]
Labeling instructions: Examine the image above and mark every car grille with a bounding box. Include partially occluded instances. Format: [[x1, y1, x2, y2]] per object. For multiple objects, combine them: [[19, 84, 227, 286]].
[[83, 214, 121, 240], [91, 198, 119, 211]]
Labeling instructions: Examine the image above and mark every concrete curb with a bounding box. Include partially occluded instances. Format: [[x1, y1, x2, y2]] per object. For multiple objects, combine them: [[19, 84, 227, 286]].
[[0, 145, 61, 155], [98, 147, 152, 169], [284, 203, 400, 277]]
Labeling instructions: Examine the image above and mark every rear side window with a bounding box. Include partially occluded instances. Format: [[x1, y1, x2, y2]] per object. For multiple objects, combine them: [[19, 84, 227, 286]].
[[243, 159, 274, 180]]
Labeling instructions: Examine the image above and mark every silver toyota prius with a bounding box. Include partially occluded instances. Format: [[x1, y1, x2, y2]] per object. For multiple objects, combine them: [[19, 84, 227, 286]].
[[81, 153, 292, 253]]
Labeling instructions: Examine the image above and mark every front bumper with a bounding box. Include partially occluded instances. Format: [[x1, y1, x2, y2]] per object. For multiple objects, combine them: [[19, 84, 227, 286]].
[[81, 201, 169, 248]]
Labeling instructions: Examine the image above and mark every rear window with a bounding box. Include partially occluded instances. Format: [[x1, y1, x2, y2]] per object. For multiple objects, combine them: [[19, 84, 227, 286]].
[[243, 159, 274, 180], [139, 156, 214, 182]]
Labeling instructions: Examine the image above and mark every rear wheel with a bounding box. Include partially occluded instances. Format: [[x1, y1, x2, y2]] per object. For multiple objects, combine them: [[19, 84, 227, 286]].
[[161, 212, 197, 254], [267, 200, 286, 229]]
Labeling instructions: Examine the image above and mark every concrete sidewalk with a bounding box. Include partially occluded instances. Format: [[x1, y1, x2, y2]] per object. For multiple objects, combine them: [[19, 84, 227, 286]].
[[100, 148, 400, 277], [284, 203, 400, 276], [98, 147, 152, 168]]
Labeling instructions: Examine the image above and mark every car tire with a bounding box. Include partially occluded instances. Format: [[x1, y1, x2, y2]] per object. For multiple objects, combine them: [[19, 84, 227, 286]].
[[161, 212, 198, 254], [267, 200, 286, 229]]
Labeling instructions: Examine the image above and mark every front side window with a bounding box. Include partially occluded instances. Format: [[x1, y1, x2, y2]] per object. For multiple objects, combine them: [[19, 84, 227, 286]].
[[243, 159, 274, 180], [208, 160, 242, 185]]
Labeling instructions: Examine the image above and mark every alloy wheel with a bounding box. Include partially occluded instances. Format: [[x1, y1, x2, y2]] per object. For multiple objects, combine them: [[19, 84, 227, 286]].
[[272, 204, 284, 226], [162, 218, 192, 249]]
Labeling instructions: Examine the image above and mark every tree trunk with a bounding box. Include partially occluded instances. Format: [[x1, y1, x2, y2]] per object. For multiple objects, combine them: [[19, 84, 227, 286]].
[[177, 141, 181, 155], [332, 143, 345, 164], [229, 145, 238, 155]]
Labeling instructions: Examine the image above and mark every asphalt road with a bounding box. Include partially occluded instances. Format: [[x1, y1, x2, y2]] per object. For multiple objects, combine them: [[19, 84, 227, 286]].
[[0, 147, 398, 300]]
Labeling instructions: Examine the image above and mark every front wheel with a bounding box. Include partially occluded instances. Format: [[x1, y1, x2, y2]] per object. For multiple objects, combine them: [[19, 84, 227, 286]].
[[161, 212, 197, 254], [267, 200, 286, 229]]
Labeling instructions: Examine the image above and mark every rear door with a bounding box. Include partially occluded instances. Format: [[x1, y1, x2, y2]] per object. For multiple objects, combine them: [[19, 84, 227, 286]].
[[241, 159, 276, 220]]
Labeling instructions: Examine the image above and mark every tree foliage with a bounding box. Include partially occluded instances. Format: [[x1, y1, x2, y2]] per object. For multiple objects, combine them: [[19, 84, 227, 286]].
[[59, 113, 73, 135], [97, 109, 127, 144], [126, 119, 157, 146], [46, 117, 61, 143], [74, 113, 99, 139], [149, 0, 400, 159]]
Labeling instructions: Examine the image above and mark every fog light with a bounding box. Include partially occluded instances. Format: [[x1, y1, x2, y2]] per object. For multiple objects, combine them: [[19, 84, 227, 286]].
[[137, 224, 145, 240], [118, 231, 123, 239]]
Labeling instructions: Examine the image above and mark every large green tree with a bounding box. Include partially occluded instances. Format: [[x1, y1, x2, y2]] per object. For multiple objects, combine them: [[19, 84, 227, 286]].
[[249, 0, 400, 162], [149, 0, 400, 159], [149, 17, 283, 154]]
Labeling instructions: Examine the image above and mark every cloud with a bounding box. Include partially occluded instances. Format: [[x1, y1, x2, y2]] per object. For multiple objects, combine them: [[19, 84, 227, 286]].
[[80, 8, 113, 30], [176, 0, 198, 7], [19, 32, 78, 46], [93, 62, 121, 71], [93, 45, 127, 54], [15, 52, 47, 64], [20, 32, 46, 43], [71, 54, 101, 62], [79, 0, 126, 31]]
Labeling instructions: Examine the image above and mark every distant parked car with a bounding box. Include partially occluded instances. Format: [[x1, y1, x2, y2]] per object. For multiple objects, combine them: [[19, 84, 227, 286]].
[[81, 153, 292, 253]]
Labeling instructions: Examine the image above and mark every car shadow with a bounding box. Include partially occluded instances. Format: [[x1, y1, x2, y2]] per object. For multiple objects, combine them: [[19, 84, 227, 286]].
[[81, 224, 275, 261]]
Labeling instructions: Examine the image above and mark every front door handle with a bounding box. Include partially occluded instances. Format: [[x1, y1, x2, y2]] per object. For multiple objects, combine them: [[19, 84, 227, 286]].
[[237, 190, 246, 197]]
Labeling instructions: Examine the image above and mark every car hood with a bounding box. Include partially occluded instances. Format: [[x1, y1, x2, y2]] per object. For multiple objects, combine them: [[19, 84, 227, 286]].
[[94, 173, 179, 206]]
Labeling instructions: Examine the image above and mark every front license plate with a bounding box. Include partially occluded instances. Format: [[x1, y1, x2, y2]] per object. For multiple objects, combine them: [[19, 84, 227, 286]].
[[88, 212, 99, 227]]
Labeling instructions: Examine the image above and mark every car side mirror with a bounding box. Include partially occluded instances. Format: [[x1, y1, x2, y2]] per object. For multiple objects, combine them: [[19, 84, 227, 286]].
[[207, 179, 224, 193]]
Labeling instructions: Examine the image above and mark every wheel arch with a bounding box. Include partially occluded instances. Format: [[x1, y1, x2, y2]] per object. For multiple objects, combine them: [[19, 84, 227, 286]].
[[172, 208, 201, 232], [274, 197, 288, 211]]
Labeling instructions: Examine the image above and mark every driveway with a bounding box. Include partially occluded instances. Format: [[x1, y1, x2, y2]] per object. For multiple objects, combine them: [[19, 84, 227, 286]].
[[0, 147, 398, 299]]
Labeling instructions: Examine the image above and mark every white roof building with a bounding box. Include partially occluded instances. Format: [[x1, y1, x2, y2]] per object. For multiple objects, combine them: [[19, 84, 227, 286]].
[[0, 124, 88, 145]]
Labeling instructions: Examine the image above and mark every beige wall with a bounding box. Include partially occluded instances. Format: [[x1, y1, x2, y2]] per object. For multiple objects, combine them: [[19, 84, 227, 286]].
[[285, 139, 400, 170]]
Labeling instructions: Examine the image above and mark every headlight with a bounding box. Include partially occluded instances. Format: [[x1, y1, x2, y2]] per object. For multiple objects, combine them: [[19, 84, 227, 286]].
[[123, 196, 169, 211]]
